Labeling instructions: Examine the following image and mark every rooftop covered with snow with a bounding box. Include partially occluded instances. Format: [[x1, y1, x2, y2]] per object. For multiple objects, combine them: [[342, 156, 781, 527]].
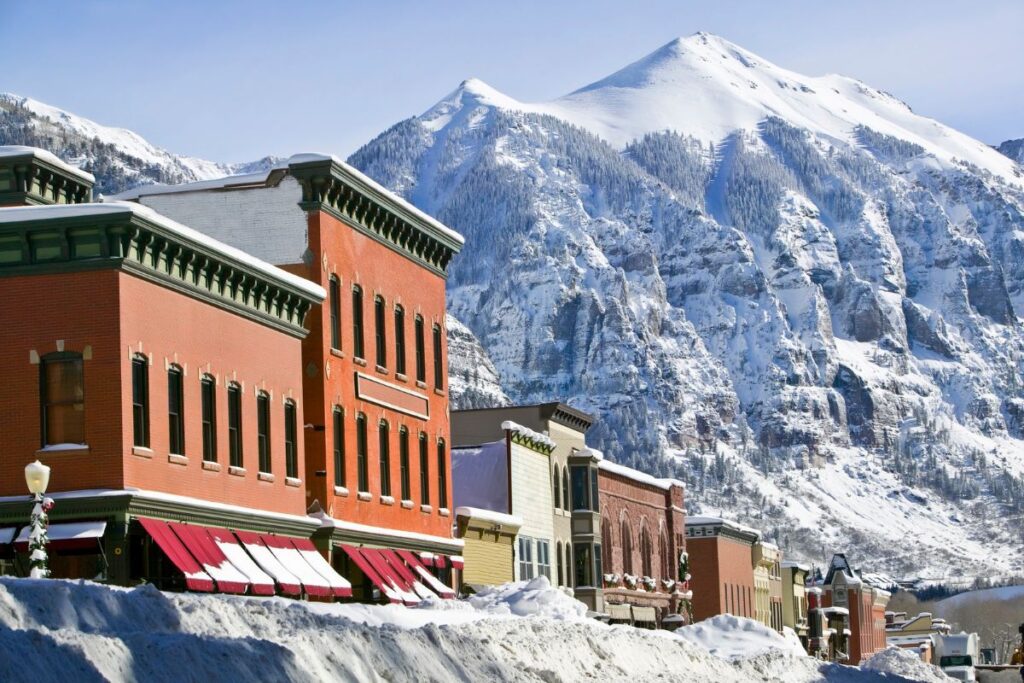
[[0, 145, 96, 184], [597, 459, 684, 492]]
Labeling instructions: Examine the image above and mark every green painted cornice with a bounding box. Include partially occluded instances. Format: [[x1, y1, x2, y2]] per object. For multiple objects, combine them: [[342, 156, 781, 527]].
[[288, 157, 463, 278], [508, 430, 556, 455], [0, 152, 94, 206], [0, 210, 319, 337]]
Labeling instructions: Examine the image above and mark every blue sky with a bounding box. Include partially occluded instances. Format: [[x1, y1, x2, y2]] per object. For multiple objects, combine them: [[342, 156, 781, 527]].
[[1, 0, 1021, 162]]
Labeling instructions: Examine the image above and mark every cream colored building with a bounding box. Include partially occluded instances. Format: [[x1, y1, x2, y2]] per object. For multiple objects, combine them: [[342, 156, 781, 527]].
[[753, 541, 783, 632], [782, 561, 810, 648]]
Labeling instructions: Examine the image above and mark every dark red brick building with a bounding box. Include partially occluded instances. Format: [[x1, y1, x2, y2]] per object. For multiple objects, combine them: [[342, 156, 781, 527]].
[[684, 515, 760, 622]]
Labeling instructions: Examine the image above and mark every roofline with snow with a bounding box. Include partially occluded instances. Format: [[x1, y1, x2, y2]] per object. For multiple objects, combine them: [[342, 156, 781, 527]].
[[0, 202, 323, 337], [0, 146, 95, 206]]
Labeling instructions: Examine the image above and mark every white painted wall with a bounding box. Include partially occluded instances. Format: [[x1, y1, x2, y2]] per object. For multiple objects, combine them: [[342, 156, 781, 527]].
[[510, 441, 554, 580]]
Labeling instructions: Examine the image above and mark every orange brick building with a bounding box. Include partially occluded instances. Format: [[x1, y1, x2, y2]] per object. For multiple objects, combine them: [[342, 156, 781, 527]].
[[684, 515, 760, 622], [819, 553, 890, 664], [114, 154, 466, 597], [0, 147, 333, 592]]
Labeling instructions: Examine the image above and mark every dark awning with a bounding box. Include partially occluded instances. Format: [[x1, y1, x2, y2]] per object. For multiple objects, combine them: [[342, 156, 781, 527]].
[[138, 517, 213, 592]]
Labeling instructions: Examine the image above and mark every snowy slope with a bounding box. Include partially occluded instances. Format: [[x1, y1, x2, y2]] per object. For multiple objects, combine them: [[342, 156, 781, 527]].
[[0, 93, 276, 195], [350, 33, 1024, 581], [0, 577, 945, 682]]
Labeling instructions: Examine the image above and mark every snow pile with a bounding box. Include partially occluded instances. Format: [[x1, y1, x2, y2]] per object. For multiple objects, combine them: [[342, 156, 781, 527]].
[[860, 647, 953, 682], [467, 576, 588, 620], [675, 614, 807, 660]]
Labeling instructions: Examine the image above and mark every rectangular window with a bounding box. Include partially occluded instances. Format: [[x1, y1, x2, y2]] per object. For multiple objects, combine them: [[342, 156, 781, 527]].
[[594, 543, 603, 585], [536, 540, 551, 580], [414, 316, 425, 383], [257, 392, 271, 474], [284, 401, 298, 479], [352, 286, 364, 359], [574, 543, 593, 587], [432, 323, 443, 389], [333, 407, 345, 488], [419, 432, 429, 505], [167, 367, 184, 455], [41, 353, 85, 446], [394, 306, 406, 376], [228, 384, 243, 467], [399, 428, 410, 501], [131, 356, 149, 447], [436, 439, 448, 508], [329, 276, 341, 350], [201, 375, 216, 462], [374, 296, 387, 368], [378, 420, 391, 496], [518, 537, 535, 580], [590, 468, 600, 513], [571, 465, 589, 511], [356, 414, 368, 492]]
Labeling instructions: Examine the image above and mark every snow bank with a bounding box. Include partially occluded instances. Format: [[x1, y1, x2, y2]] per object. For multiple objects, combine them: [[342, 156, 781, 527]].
[[860, 647, 953, 682], [0, 577, 938, 682], [467, 576, 588, 620], [674, 614, 807, 660]]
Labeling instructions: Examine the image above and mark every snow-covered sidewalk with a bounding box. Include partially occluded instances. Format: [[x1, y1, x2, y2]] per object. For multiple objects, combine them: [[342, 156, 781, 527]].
[[0, 576, 948, 682]]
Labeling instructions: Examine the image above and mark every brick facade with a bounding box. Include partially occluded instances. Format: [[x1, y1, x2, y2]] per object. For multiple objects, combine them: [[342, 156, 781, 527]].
[[685, 517, 759, 623]]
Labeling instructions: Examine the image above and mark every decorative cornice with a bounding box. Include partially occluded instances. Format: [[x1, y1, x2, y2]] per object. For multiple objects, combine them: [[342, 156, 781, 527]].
[[0, 152, 94, 206], [289, 157, 463, 278], [0, 211, 320, 337], [507, 430, 556, 455]]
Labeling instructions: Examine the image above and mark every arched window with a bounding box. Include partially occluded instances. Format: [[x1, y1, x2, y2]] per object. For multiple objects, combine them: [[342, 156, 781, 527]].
[[660, 529, 670, 579], [131, 354, 149, 448], [555, 541, 563, 586], [601, 522, 612, 576], [640, 524, 653, 578], [552, 468, 561, 509], [620, 517, 633, 575], [41, 351, 85, 446], [378, 419, 391, 496], [561, 465, 570, 511]]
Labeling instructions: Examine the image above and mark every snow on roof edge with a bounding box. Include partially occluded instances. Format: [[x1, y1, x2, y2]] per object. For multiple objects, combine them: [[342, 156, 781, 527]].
[[454, 506, 522, 528], [501, 420, 556, 450], [597, 459, 684, 492], [0, 145, 96, 184], [0, 202, 325, 301]]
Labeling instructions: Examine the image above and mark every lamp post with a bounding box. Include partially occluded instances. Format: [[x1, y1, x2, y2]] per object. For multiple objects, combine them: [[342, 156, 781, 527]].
[[24, 460, 51, 579]]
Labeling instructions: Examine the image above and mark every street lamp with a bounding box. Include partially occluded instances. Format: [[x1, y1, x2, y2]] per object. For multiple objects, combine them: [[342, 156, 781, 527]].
[[24, 460, 51, 579]]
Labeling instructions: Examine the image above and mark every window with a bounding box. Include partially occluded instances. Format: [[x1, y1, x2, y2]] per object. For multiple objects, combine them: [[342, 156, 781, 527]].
[[167, 366, 185, 455], [41, 352, 85, 446], [561, 466, 570, 511], [574, 543, 592, 587], [131, 355, 149, 447], [227, 384, 243, 467], [660, 532, 670, 578], [590, 467, 600, 513], [518, 537, 534, 580], [284, 400, 298, 479], [571, 465, 589, 511], [201, 375, 216, 462], [257, 391, 271, 473], [553, 468, 560, 509], [432, 323, 443, 389], [602, 524, 612, 576], [352, 285, 364, 359], [419, 432, 429, 505], [564, 543, 573, 587], [399, 427, 410, 501], [333, 407, 345, 487], [640, 526, 653, 577], [556, 541, 563, 586], [374, 296, 387, 368], [436, 438, 448, 508], [394, 306, 406, 376], [356, 413, 368, 492], [329, 276, 341, 350], [620, 518, 633, 575], [594, 543, 602, 586], [378, 419, 391, 496], [537, 540, 551, 580], [414, 316, 425, 382]]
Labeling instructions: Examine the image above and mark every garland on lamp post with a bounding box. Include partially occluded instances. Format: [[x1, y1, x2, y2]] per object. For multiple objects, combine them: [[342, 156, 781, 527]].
[[28, 494, 54, 578]]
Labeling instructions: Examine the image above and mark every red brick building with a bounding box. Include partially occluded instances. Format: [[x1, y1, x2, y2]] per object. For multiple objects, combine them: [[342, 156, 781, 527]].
[[114, 154, 466, 597], [820, 553, 890, 664], [597, 459, 687, 627], [0, 147, 336, 593], [684, 516, 760, 622]]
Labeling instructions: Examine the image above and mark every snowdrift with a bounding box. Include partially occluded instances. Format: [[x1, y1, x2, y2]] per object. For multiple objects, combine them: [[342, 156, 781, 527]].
[[0, 577, 947, 682]]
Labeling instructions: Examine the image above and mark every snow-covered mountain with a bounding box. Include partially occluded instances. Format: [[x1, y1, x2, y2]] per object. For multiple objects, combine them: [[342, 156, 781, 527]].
[[350, 33, 1024, 580], [0, 93, 277, 195], [998, 138, 1024, 165]]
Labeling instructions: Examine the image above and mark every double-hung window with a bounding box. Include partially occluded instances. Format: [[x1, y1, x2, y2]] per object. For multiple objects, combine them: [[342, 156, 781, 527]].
[[333, 407, 345, 488], [167, 366, 185, 455], [432, 323, 443, 389], [374, 296, 387, 368], [436, 438, 448, 508], [378, 419, 391, 496], [414, 316, 425, 383], [356, 413, 368, 492], [257, 391, 271, 474], [227, 384, 243, 467], [418, 432, 429, 505], [394, 306, 406, 376], [329, 276, 341, 350], [536, 540, 551, 580], [131, 355, 149, 448], [399, 427, 410, 501], [201, 375, 216, 462], [284, 400, 298, 478], [40, 352, 85, 446], [518, 537, 535, 580], [352, 286, 364, 359]]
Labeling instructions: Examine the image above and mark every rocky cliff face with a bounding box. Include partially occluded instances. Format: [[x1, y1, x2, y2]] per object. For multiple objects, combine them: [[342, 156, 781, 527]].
[[350, 36, 1024, 578], [997, 138, 1024, 165]]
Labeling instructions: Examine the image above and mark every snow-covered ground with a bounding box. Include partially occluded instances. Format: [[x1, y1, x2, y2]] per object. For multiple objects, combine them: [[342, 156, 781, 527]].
[[0, 576, 951, 682]]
